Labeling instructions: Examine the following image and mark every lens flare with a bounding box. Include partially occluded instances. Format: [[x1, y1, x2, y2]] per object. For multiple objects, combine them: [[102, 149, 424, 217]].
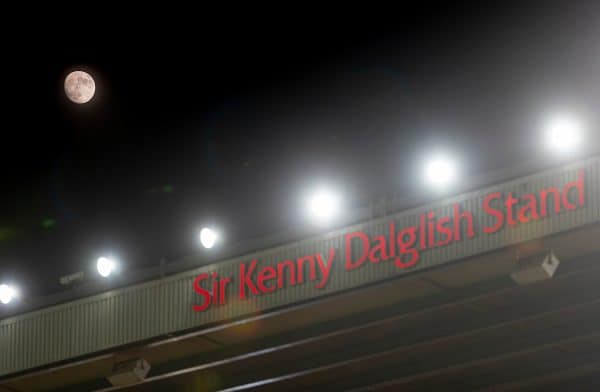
[[97, 257, 116, 278], [200, 228, 218, 249], [0, 284, 17, 305]]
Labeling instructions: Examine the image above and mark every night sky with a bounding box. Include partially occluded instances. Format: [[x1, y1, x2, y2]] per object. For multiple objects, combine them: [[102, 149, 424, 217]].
[[2, 3, 600, 299]]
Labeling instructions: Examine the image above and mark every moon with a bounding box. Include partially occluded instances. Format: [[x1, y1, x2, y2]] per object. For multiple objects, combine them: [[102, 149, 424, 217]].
[[64, 71, 95, 104]]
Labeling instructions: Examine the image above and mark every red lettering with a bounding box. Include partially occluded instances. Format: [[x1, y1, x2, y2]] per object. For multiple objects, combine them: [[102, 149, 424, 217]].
[[395, 226, 419, 268], [192, 274, 211, 312], [563, 169, 585, 210], [315, 248, 336, 289], [277, 260, 296, 289], [212, 273, 219, 305], [257, 266, 277, 293], [453, 203, 475, 240], [389, 222, 397, 258], [345, 231, 370, 270], [483, 192, 504, 233], [297, 255, 316, 284], [419, 213, 427, 249], [540, 188, 561, 217], [219, 277, 231, 305], [436, 216, 453, 246], [427, 211, 436, 248], [505, 193, 519, 226], [368, 236, 388, 263], [518, 194, 539, 223], [239, 260, 259, 300]]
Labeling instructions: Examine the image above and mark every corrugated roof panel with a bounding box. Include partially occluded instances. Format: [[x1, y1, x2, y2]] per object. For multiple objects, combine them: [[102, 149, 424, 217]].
[[1, 157, 599, 377]]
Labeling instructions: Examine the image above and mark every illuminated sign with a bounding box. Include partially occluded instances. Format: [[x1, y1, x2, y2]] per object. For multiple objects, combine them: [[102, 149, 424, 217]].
[[192, 170, 586, 312]]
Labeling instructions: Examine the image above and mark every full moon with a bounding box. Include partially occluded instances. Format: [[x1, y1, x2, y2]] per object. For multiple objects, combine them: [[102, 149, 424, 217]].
[[64, 71, 95, 104]]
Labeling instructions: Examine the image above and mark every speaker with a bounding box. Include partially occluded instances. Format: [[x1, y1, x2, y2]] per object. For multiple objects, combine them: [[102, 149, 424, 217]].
[[107, 358, 151, 386], [511, 250, 559, 285]]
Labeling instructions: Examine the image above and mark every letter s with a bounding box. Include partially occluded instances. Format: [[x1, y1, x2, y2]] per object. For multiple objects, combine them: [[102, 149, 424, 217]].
[[192, 273, 211, 312], [483, 192, 504, 234]]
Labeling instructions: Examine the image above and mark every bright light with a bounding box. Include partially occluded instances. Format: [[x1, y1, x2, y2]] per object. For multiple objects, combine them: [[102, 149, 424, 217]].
[[96, 257, 116, 278], [307, 188, 340, 224], [546, 114, 583, 153], [0, 284, 16, 305], [199, 227, 218, 249], [425, 157, 457, 187]]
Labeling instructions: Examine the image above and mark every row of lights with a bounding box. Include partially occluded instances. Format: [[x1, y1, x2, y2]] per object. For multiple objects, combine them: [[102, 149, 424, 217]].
[[0, 113, 585, 306]]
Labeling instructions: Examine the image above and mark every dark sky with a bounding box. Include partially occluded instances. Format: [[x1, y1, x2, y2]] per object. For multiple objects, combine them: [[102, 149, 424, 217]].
[[1, 3, 600, 298]]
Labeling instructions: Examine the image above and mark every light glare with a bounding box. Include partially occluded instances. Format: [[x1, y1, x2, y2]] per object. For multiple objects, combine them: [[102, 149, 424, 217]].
[[546, 114, 582, 153], [96, 257, 116, 278], [307, 189, 340, 224], [425, 157, 457, 187], [0, 284, 16, 305], [200, 227, 218, 249]]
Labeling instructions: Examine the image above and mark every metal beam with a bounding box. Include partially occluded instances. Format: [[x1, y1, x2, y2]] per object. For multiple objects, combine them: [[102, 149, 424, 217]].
[[97, 289, 600, 390]]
